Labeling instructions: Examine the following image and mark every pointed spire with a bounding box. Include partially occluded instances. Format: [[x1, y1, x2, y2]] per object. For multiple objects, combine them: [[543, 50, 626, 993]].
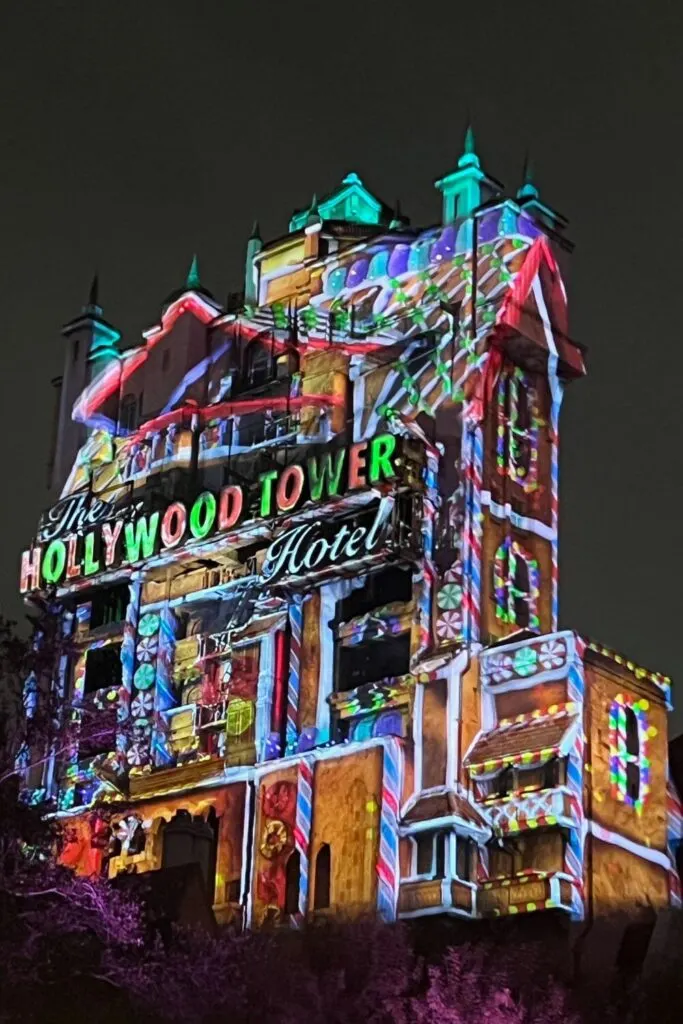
[[458, 123, 480, 170], [390, 199, 404, 229], [517, 152, 539, 202], [88, 273, 99, 308], [250, 219, 261, 240], [306, 193, 321, 226], [186, 254, 201, 290], [82, 272, 103, 316]]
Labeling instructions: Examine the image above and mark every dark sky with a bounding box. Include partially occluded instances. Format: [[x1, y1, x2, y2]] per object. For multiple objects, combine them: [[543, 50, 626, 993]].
[[1, 2, 681, 732]]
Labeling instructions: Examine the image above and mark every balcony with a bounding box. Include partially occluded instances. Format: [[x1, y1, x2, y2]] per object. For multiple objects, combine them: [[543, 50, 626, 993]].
[[477, 871, 574, 918], [398, 878, 475, 917], [483, 787, 580, 836]]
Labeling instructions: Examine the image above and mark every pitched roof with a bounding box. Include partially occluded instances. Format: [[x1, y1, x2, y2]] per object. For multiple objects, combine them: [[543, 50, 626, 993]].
[[403, 790, 489, 831], [464, 715, 575, 770]]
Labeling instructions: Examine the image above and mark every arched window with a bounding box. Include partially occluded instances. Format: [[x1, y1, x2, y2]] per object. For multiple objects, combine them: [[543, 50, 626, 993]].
[[609, 696, 648, 812], [245, 342, 271, 388], [314, 843, 331, 909], [624, 706, 640, 802], [493, 538, 539, 630], [120, 394, 137, 433], [284, 850, 301, 915], [495, 366, 539, 493]]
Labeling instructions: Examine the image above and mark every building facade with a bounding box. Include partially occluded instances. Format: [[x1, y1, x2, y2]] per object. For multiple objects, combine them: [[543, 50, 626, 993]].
[[19, 134, 683, 927]]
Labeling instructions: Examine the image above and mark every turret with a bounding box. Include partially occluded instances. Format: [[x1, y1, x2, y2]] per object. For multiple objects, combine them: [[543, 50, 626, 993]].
[[435, 125, 503, 223], [515, 155, 568, 235], [244, 222, 262, 305], [49, 276, 120, 496]]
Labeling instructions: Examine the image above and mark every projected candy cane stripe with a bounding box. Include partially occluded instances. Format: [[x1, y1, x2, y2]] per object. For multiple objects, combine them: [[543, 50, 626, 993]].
[[294, 757, 314, 918], [462, 425, 483, 643], [286, 595, 304, 754], [564, 662, 585, 917], [117, 580, 140, 758], [377, 737, 402, 921], [152, 607, 176, 766], [550, 426, 560, 630]]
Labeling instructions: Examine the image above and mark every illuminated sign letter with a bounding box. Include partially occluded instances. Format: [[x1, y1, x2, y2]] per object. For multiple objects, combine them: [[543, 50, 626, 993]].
[[218, 485, 243, 530], [161, 501, 187, 549], [66, 535, 81, 580], [259, 470, 279, 517], [102, 520, 123, 567], [189, 492, 217, 540], [348, 442, 368, 489], [124, 512, 160, 563], [42, 539, 67, 585], [83, 532, 100, 576], [307, 449, 346, 501], [276, 465, 305, 513], [20, 546, 42, 593], [369, 433, 397, 484]]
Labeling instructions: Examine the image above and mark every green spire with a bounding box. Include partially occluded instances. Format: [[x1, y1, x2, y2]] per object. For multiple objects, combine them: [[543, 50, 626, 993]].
[[306, 193, 321, 226], [517, 153, 539, 202], [458, 124, 480, 170], [186, 253, 201, 290]]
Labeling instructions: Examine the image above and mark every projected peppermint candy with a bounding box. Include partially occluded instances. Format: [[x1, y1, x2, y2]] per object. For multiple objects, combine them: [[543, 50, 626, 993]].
[[138, 613, 160, 638], [136, 636, 158, 663], [133, 663, 155, 690], [126, 742, 149, 766], [436, 583, 462, 610], [131, 691, 154, 717], [436, 610, 462, 640]]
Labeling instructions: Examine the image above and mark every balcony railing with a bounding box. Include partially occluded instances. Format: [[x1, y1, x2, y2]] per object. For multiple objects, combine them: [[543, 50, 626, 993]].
[[477, 871, 574, 917]]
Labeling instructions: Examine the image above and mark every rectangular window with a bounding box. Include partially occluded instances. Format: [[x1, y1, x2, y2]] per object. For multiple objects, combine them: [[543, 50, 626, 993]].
[[338, 565, 413, 622], [336, 632, 410, 692], [416, 833, 434, 876], [89, 584, 129, 630], [456, 837, 474, 881], [83, 643, 122, 696]]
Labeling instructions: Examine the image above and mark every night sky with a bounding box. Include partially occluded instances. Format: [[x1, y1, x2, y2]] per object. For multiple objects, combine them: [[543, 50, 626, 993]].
[[1, 3, 680, 733]]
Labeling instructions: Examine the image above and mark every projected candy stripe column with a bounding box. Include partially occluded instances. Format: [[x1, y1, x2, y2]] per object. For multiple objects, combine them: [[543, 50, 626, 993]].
[[117, 580, 140, 762], [286, 594, 304, 754], [152, 606, 177, 766], [294, 756, 314, 918], [377, 737, 402, 921]]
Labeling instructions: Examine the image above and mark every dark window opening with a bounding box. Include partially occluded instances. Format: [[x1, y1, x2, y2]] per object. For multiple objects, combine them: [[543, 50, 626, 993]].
[[120, 394, 137, 433], [625, 707, 639, 756], [314, 844, 331, 909], [624, 706, 640, 801], [89, 584, 128, 630], [284, 850, 301, 915], [128, 823, 146, 856], [416, 833, 433, 875], [497, 765, 515, 798], [512, 555, 530, 628], [83, 643, 122, 696], [456, 837, 474, 881], [336, 632, 410, 692], [434, 833, 446, 878], [245, 342, 272, 388], [161, 349, 171, 372], [338, 565, 413, 622]]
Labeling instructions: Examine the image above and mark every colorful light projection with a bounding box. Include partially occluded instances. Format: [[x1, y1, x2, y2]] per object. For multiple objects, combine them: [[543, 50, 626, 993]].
[[20, 434, 400, 592], [608, 694, 655, 815]]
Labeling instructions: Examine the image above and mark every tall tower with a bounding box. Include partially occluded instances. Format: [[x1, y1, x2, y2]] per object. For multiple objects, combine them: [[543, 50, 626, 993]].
[[49, 277, 120, 496]]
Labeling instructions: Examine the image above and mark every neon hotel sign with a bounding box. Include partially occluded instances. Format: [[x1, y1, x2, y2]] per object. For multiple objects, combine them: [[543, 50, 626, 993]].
[[20, 434, 402, 593]]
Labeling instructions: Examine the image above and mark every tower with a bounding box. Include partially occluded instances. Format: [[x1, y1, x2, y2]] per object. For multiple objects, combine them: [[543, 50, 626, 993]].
[[49, 277, 120, 496]]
